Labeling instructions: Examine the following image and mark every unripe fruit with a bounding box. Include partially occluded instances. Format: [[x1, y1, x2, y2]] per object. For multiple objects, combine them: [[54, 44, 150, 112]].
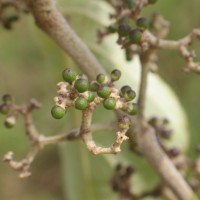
[[148, 116, 158, 126], [51, 105, 65, 119], [86, 91, 96, 102], [115, 163, 122, 171], [89, 81, 99, 92], [0, 103, 10, 115], [74, 78, 89, 93], [160, 129, 172, 139], [110, 69, 121, 82], [4, 121, 14, 128], [3, 15, 19, 30], [7, 15, 19, 23], [4, 116, 16, 128], [2, 94, 13, 104], [118, 115, 131, 129], [97, 86, 111, 99], [126, 166, 135, 176], [120, 85, 132, 97], [107, 25, 117, 33], [168, 147, 180, 157], [126, 103, 138, 115], [96, 73, 107, 84], [75, 97, 88, 110], [129, 29, 142, 44], [124, 89, 136, 101], [136, 17, 150, 30], [118, 23, 131, 37], [76, 73, 88, 80], [62, 68, 77, 83], [103, 97, 116, 110]]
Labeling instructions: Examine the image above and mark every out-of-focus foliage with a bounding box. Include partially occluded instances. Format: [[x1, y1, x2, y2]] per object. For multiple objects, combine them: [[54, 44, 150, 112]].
[[0, 0, 200, 200]]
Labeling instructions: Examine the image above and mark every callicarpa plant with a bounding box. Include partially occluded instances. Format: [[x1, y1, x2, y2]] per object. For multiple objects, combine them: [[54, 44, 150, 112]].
[[1, 0, 200, 200]]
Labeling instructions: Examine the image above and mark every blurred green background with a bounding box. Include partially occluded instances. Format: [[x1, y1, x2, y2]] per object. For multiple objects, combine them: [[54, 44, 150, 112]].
[[0, 0, 200, 199]]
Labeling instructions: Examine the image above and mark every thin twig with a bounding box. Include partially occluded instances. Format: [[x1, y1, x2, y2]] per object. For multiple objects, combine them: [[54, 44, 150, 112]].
[[79, 109, 129, 155], [137, 62, 149, 117], [143, 29, 200, 72]]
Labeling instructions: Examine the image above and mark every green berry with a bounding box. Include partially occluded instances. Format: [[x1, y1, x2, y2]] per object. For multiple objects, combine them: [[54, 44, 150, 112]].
[[118, 115, 131, 129], [75, 97, 88, 110], [51, 105, 65, 119], [4, 116, 16, 128], [129, 29, 142, 44], [97, 86, 111, 99], [110, 69, 121, 82], [0, 103, 10, 115], [96, 73, 107, 84], [118, 17, 130, 25], [103, 97, 116, 110], [148, 117, 158, 126], [4, 121, 14, 128], [3, 15, 19, 30], [86, 91, 96, 102], [115, 163, 122, 171], [120, 85, 132, 97], [89, 81, 99, 92], [126, 103, 138, 115], [118, 23, 131, 37], [124, 89, 136, 101], [74, 78, 89, 93], [136, 17, 150, 30], [76, 73, 88, 80], [2, 94, 12, 104], [107, 25, 117, 33], [148, 0, 158, 4], [62, 68, 77, 83], [7, 15, 19, 23], [160, 129, 172, 139]]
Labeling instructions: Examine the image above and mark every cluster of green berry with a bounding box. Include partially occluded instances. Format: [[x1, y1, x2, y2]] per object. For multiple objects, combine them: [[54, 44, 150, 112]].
[[118, 16, 150, 44], [51, 68, 92, 119], [0, 94, 15, 128], [98, 0, 158, 61], [51, 68, 138, 119]]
